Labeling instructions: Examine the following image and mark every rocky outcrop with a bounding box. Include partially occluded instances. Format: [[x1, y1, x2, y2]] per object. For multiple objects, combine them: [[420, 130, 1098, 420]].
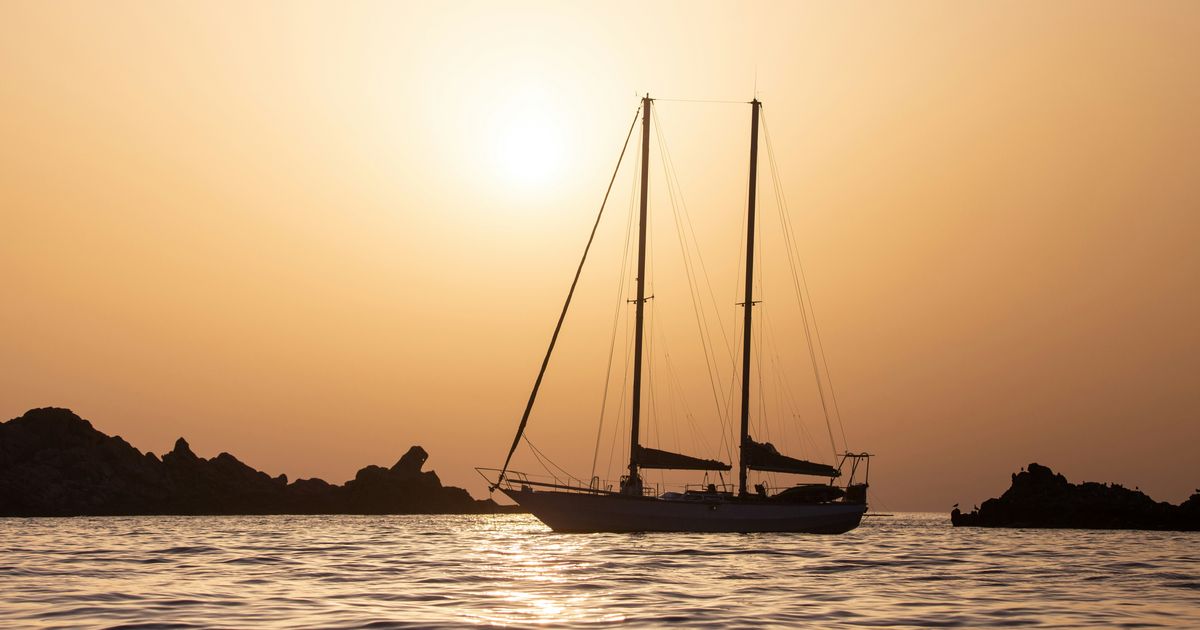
[[0, 407, 514, 516], [392, 446, 428, 478], [951, 463, 1199, 531]]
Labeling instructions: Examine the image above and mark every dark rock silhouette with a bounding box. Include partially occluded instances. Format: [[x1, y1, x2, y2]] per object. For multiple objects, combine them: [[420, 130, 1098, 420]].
[[392, 446, 428, 478], [0, 407, 516, 516], [951, 463, 1199, 531]]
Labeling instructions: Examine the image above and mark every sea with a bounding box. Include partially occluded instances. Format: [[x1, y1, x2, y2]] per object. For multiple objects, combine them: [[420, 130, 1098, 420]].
[[1, 513, 1196, 628]]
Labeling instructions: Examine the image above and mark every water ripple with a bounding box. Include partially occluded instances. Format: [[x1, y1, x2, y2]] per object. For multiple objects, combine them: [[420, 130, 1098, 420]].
[[0, 514, 1197, 628]]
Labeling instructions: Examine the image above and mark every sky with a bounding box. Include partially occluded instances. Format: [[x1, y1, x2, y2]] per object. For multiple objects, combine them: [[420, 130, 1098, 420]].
[[2, 1, 1198, 511]]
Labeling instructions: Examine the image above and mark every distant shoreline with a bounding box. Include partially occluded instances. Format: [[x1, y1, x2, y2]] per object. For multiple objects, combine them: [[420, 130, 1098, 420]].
[[0, 407, 523, 517]]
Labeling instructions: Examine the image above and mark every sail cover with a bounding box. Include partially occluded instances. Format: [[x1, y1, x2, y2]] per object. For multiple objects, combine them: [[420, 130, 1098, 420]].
[[636, 446, 731, 471], [743, 440, 841, 477]]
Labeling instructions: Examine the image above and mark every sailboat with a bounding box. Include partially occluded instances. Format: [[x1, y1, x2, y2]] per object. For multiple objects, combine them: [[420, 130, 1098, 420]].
[[479, 95, 871, 534]]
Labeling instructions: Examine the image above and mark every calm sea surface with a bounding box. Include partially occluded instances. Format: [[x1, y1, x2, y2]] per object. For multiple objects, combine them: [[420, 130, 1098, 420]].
[[1, 513, 1196, 628]]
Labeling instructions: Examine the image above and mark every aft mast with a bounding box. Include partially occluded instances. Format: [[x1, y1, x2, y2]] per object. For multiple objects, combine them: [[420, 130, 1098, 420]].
[[738, 99, 761, 497], [625, 94, 653, 495]]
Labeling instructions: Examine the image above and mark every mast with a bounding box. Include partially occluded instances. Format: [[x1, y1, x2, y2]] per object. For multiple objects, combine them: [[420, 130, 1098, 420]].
[[626, 95, 652, 494], [738, 99, 761, 497]]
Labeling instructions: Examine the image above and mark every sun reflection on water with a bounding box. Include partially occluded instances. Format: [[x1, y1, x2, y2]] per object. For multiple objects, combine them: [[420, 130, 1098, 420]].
[[465, 524, 624, 625], [0, 514, 1196, 628]]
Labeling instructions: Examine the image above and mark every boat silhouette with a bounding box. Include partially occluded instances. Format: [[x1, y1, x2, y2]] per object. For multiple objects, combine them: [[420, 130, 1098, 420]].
[[480, 95, 871, 533]]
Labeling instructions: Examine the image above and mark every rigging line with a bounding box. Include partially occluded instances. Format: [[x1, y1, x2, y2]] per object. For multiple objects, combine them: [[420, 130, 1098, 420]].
[[794, 412, 821, 462], [773, 352, 805, 460], [759, 108, 840, 459], [523, 434, 580, 485], [756, 312, 789, 492], [715, 151, 751, 462], [590, 134, 641, 482], [763, 313, 796, 437], [764, 307, 818, 458], [755, 306, 769, 444], [606, 318, 635, 482], [663, 348, 716, 456], [605, 146, 643, 480], [652, 341, 668, 489], [766, 124, 849, 456], [647, 319, 682, 454], [748, 153, 769, 451], [522, 435, 560, 481], [652, 108, 737, 365], [779, 198, 839, 460], [667, 340, 710, 453], [653, 114, 737, 371], [654, 319, 717, 457], [648, 299, 660, 450], [651, 110, 732, 463], [763, 157, 849, 456], [663, 350, 682, 453], [761, 108, 848, 451], [644, 135, 658, 457], [655, 97, 752, 104], [763, 313, 788, 456], [764, 310, 797, 460], [660, 344, 709, 458], [664, 189, 728, 458], [606, 243, 638, 482], [607, 227, 640, 481], [527, 447, 556, 480], [720, 350, 739, 463], [649, 323, 669, 490], [757, 181, 805, 474], [494, 106, 642, 490], [763, 308, 823, 459], [722, 288, 743, 455], [755, 191, 767, 445]]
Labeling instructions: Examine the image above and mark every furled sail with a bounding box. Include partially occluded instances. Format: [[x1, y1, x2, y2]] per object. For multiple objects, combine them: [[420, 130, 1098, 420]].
[[635, 446, 731, 471], [743, 440, 841, 477]]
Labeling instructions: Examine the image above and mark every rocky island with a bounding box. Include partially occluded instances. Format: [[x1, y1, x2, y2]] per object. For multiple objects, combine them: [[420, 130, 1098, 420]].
[[952, 463, 1199, 531], [0, 407, 516, 516]]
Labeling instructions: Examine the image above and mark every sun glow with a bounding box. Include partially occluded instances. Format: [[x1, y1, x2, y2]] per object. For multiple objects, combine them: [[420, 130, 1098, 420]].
[[488, 92, 567, 189]]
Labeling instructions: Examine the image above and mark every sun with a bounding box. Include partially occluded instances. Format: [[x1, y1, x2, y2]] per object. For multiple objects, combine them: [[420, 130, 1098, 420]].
[[489, 93, 567, 189]]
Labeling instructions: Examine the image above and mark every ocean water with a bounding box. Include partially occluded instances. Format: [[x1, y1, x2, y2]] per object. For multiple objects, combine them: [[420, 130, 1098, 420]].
[[0, 513, 1196, 628]]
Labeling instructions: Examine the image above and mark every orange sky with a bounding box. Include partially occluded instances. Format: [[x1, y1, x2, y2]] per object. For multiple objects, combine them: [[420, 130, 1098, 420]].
[[3, 1, 1198, 511]]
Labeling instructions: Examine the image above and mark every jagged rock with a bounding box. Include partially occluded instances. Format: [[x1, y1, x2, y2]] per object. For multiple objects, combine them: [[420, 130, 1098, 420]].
[[169, 437, 196, 459], [391, 445, 428, 477], [951, 463, 1198, 531], [0, 407, 170, 515], [0, 407, 514, 516]]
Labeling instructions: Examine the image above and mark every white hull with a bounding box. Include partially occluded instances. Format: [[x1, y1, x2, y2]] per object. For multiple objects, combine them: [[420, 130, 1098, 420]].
[[503, 487, 866, 534]]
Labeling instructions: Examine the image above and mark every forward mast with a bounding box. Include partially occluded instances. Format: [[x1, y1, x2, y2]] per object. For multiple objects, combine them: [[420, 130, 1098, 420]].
[[625, 95, 653, 494]]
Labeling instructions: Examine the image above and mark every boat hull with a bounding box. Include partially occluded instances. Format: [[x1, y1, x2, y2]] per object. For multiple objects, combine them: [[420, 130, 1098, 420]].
[[502, 487, 866, 534]]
